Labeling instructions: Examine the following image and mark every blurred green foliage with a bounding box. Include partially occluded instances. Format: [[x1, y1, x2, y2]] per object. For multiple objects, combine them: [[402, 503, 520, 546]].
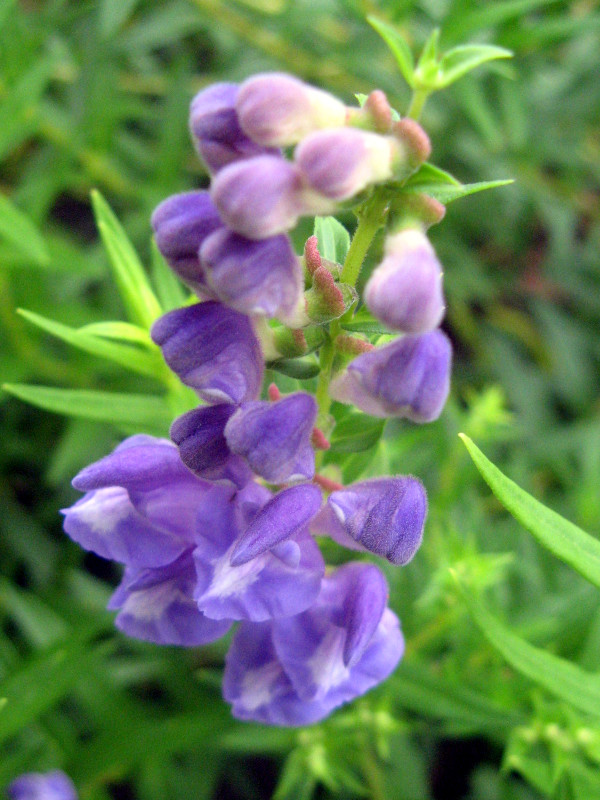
[[1, 1, 599, 798]]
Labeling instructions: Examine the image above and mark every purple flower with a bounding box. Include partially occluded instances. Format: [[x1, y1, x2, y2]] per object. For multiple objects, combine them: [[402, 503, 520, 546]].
[[329, 329, 452, 421], [7, 772, 77, 800], [312, 477, 427, 565], [223, 563, 404, 726], [236, 72, 347, 147], [365, 229, 445, 333], [151, 191, 223, 295], [189, 82, 276, 173], [150, 301, 264, 404], [170, 404, 252, 487], [295, 129, 397, 201], [200, 228, 302, 321], [193, 483, 325, 622], [210, 155, 308, 240], [224, 393, 317, 484]]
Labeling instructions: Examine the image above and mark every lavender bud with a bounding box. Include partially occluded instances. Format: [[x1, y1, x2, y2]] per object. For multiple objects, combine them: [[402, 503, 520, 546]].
[[189, 82, 275, 173], [151, 191, 223, 294], [313, 477, 427, 566], [151, 301, 264, 404], [210, 155, 307, 239], [224, 392, 318, 484], [200, 228, 302, 320], [295, 128, 398, 201], [364, 229, 445, 333], [329, 329, 452, 421], [236, 72, 347, 147], [7, 772, 78, 800]]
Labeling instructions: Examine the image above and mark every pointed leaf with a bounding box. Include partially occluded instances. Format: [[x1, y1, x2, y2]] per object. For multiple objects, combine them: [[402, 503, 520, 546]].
[[78, 321, 153, 344], [3, 384, 172, 435], [18, 309, 165, 379], [314, 216, 351, 265], [437, 44, 513, 88], [269, 357, 321, 380], [405, 162, 461, 188], [367, 17, 415, 88], [460, 434, 600, 589], [91, 190, 162, 327], [0, 194, 49, 265], [415, 28, 441, 85], [150, 238, 188, 311], [456, 580, 600, 720], [406, 179, 513, 204]]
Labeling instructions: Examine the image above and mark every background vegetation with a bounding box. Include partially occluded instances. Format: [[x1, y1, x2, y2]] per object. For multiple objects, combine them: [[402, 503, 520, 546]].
[[1, 1, 599, 798]]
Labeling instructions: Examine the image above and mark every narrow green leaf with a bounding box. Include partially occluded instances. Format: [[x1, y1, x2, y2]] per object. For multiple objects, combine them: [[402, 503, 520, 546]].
[[314, 216, 350, 264], [456, 579, 600, 719], [330, 413, 385, 454], [367, 17, 415, 88], [0, 194, 49, 265], [404, 162, 461, 188], [3, 384, 172, 434], [269, 357, 321, 380], [460, 434, 600, 589], [18, 309, 165, 379], [150, 238, 188, 311], [91, 191, 162, 327], [78, 321, 152, 344], [406, 179, 513, 204], [415, 28, 441, 84], [437, 44, 513, 89]]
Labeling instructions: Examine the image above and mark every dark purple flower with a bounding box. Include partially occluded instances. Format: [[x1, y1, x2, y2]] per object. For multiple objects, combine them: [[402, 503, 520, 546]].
[[108, 551, 232, 647], [150, 301, 264, 404], [236, 72, 347, 147], [189, 82, 275, 173], [329, 329, 452, 421], [151, 191, 223, 295], [295, 129, 397, 201], [210, 155, 308, 240], [200, 228, 302, 321], [170, 404, 252, 487], [364, 229, 445, 333], [7, 772, 77, 800], [311, 477, 427, 565], [223, 563, 404, 726], [193, 483, 325, 622], [223, 393, 317, 484]]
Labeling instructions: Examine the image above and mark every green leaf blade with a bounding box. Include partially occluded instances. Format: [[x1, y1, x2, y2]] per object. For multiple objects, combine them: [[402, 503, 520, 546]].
[[0, 194, 49, 265], [460, 434, 600, 589], [367, 17, 415, 88], [437, 44, 513, 89], [406, 179, 513, 204], [314, 216, 350, 264]]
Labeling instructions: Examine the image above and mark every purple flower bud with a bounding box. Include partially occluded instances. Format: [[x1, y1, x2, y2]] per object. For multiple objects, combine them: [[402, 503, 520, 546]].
[[150, 301, 264, 404], [224, 393, 317, 484], [295, 129, 397, 201], [200, 228, 302, 320], [365, 229, 445, 333], [108, 552, 232, 647], [230, 484, 322, 566], [151, 191, 223, 294], [210, 155, 307, 239], [7, 772, 78, 800], [236, 72, 347, 147], [63, 436, 211, 568], [223, 563, 404, 726], [189, 82, 275, 173], [329, 329, 452, 421], [170, 404, 252, 487], [312, 477, 427, 565]]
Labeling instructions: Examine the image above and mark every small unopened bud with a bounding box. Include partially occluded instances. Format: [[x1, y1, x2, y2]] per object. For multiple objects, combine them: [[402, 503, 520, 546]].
[[236, 72, 347, 147], [303, 235, 322, 276], [392, 118, 431, 171], [363, 90, 393, 133], [335, 334, 375, 355], [364, 229, 445, 334], [304, 267, 357, 323]]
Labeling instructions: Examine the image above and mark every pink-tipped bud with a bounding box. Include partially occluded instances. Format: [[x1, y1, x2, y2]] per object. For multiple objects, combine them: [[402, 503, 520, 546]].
[[364, 229, 445, 334], [304, 235, 322, 276], [236, 72, 347, 147], [304, 267, 357, 323], [392, 118, 431, 170]]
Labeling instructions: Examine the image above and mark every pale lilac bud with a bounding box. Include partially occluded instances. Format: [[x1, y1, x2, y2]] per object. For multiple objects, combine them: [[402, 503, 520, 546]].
[[312, 477, 427, 565], [236, 72, 347, 147], [151, 191, 223, 294], [189, 82, 275, 173], [224, 392, 318, 484], [329, 330, 452, 421], [295, 128, 397, 201], [7, 772, 78, 800], [210, 155, 307, 239], [364, 229, 445, 333], [200, 228, 302, 320], [151, 301, 264, 404]]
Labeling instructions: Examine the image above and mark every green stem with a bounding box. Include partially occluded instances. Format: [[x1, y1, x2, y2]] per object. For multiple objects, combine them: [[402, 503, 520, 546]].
[[405, 84, 430, 121], [339, 192, 388, 287]]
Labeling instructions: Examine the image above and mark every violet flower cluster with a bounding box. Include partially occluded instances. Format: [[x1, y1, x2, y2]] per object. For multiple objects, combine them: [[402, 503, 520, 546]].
[[62, 73, 453, 727]]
